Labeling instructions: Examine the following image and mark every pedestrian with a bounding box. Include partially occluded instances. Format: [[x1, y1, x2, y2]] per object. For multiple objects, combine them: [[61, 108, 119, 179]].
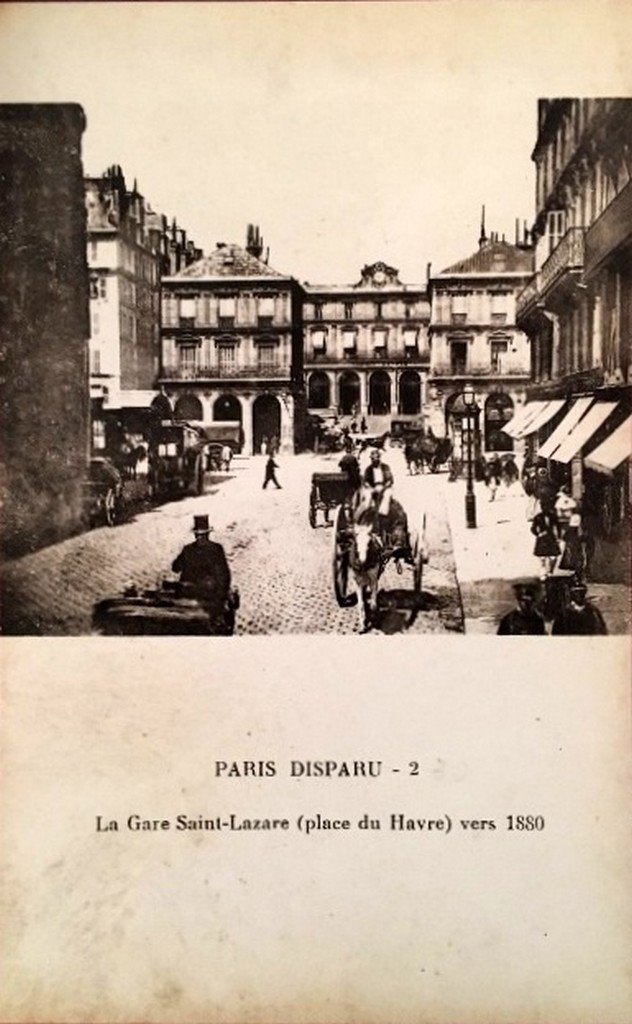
[[221, 444, 233, 473], [497, 582, 546, 635], [554, 484, 576, 541], [262, 453, 282, 490], [485, 454, 502, 501], [360, 416, 367, 434], [558, 509, 585, 576], [501, 455, 519, 488], [171, 514, 233, 632], [551, 580, 608, 635], [531, 502, 561, 579]]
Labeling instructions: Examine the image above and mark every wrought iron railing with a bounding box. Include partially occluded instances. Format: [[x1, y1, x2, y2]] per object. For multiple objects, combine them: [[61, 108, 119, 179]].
[[540, 227, 584, 294], [160, 364, 292, 380]]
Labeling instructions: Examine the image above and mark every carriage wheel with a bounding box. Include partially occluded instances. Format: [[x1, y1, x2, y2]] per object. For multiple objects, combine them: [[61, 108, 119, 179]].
[[103, 487, 117, 527], [332, 504, 356, 607], [309, 487, 317, 528]]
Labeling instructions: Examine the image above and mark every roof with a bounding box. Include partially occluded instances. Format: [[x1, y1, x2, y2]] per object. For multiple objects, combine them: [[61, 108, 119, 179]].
[[439, 240, 534, 277], [168, 243, 286, 280]]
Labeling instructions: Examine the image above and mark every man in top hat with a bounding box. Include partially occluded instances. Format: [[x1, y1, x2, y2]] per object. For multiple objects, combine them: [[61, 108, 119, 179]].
[[497, 581, 546, 635], [172, 514, 231, 629], [551, 580, 608, 635]]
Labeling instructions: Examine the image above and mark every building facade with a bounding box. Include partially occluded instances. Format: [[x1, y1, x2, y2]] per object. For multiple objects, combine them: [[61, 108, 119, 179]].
[[515, 98, 631, 580], [427, 227, 534, 455], [303, 261, 430, 424], [86, 165, 201, 452], [159, 227, 305, 455], [0, 104, 90, 556]]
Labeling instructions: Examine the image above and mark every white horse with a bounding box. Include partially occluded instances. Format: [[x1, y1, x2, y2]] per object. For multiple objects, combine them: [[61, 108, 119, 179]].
[[349, 521, 384, 632]]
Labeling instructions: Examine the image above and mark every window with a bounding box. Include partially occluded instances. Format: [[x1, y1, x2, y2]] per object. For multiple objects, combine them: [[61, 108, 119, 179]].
[[218, 344, 236, 372], [92, 418, 106, 450], [490, 339, 508, 373], [179, 345, 198, 377], [218, 296, 236, 319], [258, 296, 275, 320], [91, 349, 101, 374], [491, 313, 507, 325], [451, 313, 467, 325], [179, 296, 197, 326], [450, 341, 467, 375], [312, 329, 326, 352], [404, 302, 414, 320], [314, 302, 323, 321], [91, 311, 100, 335], [375, 301, 383, 320], [547, 210, 565, 256], [373, 328, 388, 352], [257, 344, 276, 370], [342, 329, 356, 352], [344, 302, 353, 320], [89, 240, 98, 261], [403, 329, 417, 350]]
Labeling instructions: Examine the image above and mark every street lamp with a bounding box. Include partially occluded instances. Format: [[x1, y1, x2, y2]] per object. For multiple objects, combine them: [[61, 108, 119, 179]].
[[463, 383, 477, 529]]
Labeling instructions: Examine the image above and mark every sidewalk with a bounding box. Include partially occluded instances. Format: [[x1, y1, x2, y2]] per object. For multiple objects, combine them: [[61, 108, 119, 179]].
[[443, 477, 630, 635]]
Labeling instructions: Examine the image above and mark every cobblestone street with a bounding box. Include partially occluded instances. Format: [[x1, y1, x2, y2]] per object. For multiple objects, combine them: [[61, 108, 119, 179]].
[[2, 447, 463, 635]]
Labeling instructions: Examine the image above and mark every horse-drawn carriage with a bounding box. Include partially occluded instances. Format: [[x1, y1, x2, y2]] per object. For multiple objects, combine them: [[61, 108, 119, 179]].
[[310, 470, 429, 631], [404, 433, 453, 475], [309, 472, 355, 527], [92, 578, 239, 636]]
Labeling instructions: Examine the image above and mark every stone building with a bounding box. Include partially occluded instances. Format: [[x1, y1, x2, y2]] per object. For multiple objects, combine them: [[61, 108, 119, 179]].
[[159, 226, 305, 454], [515, 98, 631, 580], [303, 261, 430, 423], [427, 221, 534, 456], [0, 104, 90, 556], [86, 166, 201, 452]]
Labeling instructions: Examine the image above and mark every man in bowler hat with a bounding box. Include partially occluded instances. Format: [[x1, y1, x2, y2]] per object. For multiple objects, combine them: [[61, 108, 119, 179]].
[[497, 582, 546, 635], [172, 514, 232, 629]]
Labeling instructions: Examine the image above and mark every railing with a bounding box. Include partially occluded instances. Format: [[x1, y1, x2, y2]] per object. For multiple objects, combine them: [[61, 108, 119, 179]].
[[160, 364, 292, 380], [308, 351, 431, 365], [540, 227, 584, 295], [585, 179, 632, 277], [431, 363, 528, 378], [516, 271, 541, 317]]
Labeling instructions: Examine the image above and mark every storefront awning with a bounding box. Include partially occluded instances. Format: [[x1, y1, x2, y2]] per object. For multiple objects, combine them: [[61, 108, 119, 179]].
[[538, 397, 594, 460], [503, 402, 547, 439], [551, 402, 618, 464], [584, 416, 631, 475], [520, 399, 565, 437]]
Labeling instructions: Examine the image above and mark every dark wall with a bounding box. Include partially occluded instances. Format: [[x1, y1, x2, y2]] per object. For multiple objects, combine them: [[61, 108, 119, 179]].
[[0, 104, 90, 556]]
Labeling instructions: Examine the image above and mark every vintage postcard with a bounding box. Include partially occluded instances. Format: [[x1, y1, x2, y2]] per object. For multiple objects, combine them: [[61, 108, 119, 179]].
[[1, 2, 631, 1021]]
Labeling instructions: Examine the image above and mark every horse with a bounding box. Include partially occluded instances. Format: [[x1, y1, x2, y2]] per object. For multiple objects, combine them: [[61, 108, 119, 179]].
[[348, 517, 384, 632]]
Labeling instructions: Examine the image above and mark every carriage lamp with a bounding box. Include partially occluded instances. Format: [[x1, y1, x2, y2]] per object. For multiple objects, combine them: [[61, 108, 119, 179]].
[[463, 384, 477, 529]]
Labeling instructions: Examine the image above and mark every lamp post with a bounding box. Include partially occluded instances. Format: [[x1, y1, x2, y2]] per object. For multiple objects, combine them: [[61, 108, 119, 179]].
[[463, 383, 477, 528]]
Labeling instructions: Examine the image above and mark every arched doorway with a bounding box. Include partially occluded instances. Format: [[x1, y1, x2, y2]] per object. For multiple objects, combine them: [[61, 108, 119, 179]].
[[338, 371, 360, 416], [399, 370, 421, 415], [485, 392, 514, 451], [307, 371, 331, 409], [213, 393, 242, 423], [253, 394, 281, 454], [369, 371, 391, 415], [174, 393, 203, 421]]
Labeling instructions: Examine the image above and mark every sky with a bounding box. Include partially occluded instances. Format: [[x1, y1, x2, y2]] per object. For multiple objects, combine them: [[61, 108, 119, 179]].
[[0, 1, 630, 284]]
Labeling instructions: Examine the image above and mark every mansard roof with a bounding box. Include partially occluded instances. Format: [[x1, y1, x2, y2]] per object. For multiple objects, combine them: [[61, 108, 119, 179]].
[[169, 243, 286, 280], [439, 240, 534, 276]]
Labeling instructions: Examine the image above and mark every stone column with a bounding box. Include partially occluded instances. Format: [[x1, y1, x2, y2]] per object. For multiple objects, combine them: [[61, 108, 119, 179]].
[[591, 293, 602, 368], [240, 393, 254, 455], [279, 392, 294, 454], [359, 371, 368, 417], [390, 371, 398, 415]]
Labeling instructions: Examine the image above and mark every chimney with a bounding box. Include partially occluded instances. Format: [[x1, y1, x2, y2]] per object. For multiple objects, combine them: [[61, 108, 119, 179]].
[[426, 261, 432, 281], [246, 223, 264, 259], [479, 204, 487, 248]]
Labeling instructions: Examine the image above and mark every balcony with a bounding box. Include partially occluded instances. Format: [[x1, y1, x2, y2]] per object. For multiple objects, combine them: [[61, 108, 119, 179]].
[[540, 227, 584, 296], [160, 363, 292, 381], [585, 179, 632, 278], [430, 363, 528, 379], [516, 271, 542, 319], [308, 350, 431, 365]]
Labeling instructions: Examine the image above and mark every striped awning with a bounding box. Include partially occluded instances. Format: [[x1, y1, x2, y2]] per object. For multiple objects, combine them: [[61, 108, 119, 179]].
[[520, 399, 565, 437], [503, 402, 547, 439], [538, 397, 593, 460], [584, 416, 631, 474], [551, 402, 618, 464]]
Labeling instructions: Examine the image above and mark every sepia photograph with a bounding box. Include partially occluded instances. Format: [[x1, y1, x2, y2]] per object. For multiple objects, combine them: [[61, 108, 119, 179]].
[[1, 5, 632, 1024], [1, 3, 629, 638]]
